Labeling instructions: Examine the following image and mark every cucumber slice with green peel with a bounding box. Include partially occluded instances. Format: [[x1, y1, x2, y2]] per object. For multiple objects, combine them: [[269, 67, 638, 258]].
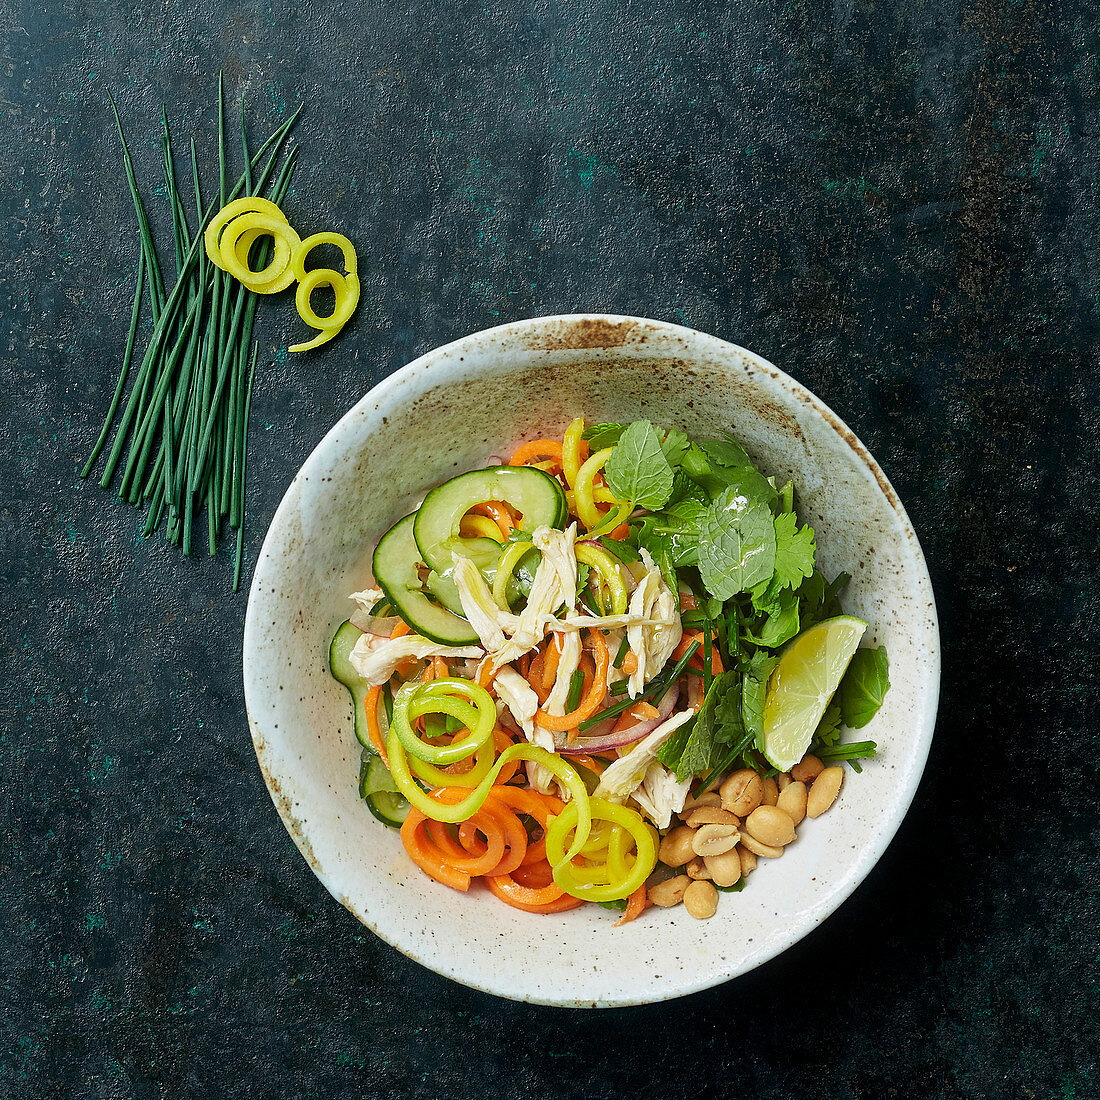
[[329, 621, 376, 748], [372, 514, 480, 645], [359, 752, 410, 827], [413, 466, 567, 574]]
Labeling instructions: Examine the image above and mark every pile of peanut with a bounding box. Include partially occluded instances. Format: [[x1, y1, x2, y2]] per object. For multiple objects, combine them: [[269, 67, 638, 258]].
[[649, 754, 846, 920]]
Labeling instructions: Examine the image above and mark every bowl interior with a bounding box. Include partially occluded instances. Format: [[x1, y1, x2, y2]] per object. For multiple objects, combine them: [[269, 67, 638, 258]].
[[243, 315, 938, 1007]]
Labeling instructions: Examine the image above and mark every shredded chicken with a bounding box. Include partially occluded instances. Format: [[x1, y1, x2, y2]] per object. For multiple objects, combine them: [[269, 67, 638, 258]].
[[349, 587, 385, 613], [452, 524, 580, 671], [625, 549, 682, 698], [593, 709, 694, 810], [492, 666, 538, 738], [348, 632, 483, 687], [450, 555, 518, 652], [633, 762, 694, 829]]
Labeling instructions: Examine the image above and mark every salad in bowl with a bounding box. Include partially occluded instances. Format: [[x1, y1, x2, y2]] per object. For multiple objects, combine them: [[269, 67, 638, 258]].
[[244, 313, 938, 1005], [328, 416, 890, 923]]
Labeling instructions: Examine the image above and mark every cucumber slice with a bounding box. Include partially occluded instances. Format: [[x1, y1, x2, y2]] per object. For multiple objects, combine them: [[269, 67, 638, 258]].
[[413, 466, 566, 574], [329, 621, 374, 748], [359, 752, 410, 827], [372, 514, 479, 645]]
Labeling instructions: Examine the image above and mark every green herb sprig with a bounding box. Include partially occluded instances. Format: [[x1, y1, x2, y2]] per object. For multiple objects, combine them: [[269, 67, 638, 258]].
[[80, 80, 301, 589]]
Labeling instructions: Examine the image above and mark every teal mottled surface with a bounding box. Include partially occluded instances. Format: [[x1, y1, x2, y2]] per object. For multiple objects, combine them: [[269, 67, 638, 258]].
[[1, 0, 1098, 1097]]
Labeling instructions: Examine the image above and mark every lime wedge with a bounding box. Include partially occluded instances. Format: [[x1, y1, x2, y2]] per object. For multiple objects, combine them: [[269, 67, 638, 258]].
[[760, 615, 867, 771]]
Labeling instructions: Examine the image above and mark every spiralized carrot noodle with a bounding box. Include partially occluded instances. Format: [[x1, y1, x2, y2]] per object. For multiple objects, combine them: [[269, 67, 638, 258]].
[[511, 860, 555, 888], [486, 872, 583, 913], [536, 628, 609, 732], [364, 685, 388, 765], [475, 658, 498, 690], [614, 884, 650, 926], [609, 700, 658, 736], [540, 634, 563, 693], [471, 500, 515, 538], [491, 726, 523, 784], [492, 786, 565, 867], [407, 788, 526, 878], [672, 631, 724, 674], [527, 648, 551, 704], [568, 753, 606, 775], [400, 814, 471, 891], [509, 439, 564, 473]]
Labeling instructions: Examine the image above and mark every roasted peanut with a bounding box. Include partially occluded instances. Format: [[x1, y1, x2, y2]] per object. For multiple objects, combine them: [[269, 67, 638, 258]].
[[683, 879, 719, 919], [691, 823, 740, 857], [737, 845, 758, 875], [719, 769, 763, 816], [744, 805, 796, 847], [761, 776, 779, 806], [648, 874, 690, 907], [807, 766, 844, 817], [685, 806, 740, 829], [776, 780, 808, 825], [739, 832, 784, 859], [659, 825, 696, 867], [775, 771, 792, 792], [686, 856, 711, 880], [681, 790, 722, 812], [791, 754, 824, 784], [704, 848, 742, 887]]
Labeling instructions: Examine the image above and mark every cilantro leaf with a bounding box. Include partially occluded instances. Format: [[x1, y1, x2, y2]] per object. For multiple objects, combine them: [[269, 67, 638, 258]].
[[659, 429, 691, 468], [772, 511, 816, 591], [797, 569, 848, 629], [604, 420, 675, 510], [811, 700, 842, 751], [575, 561, 591, 593], [700, 435, 752, 470], [746, 588, 800, 648], [838, 646, 890, 728], [667, 468, 710, 506], [697, 488, 777, 599], [582, 423, 626, 450]]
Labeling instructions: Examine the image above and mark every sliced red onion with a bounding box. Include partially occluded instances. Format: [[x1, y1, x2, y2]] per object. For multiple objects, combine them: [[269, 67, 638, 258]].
[[349, 609, 402, 637], [555, 683, 680, 755]]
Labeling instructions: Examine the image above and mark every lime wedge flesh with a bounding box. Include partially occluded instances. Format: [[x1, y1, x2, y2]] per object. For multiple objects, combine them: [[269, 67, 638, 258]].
[[760, 615, 867, 771]]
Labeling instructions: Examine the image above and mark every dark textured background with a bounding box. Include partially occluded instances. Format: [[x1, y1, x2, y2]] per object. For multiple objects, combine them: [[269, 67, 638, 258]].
[[2, 0, 1097, 1096]]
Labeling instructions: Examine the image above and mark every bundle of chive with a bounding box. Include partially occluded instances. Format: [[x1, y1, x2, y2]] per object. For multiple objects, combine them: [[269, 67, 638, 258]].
[[80, 80, 302, 590]]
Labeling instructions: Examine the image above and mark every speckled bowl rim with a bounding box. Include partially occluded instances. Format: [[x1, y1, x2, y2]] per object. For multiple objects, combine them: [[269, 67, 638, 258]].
[[243, 313, 940, 1006]]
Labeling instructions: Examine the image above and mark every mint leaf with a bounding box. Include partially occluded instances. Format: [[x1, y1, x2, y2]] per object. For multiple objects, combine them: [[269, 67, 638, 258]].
[[655, 715, 695, 771], [697, 488, 777, 599], [583, 423, 626, 450], [604, 420, 675, 510], [742, 651, 778, 748], [839, 646, 890, 728], [598, 536, 640, 564], [772, 512, 816, 591], [673, 671, 742, 779], [648, 499, 707, 568]]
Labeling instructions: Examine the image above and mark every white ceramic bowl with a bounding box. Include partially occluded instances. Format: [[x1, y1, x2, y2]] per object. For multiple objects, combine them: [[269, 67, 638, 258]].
[[243, 314, 939, 1007]]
